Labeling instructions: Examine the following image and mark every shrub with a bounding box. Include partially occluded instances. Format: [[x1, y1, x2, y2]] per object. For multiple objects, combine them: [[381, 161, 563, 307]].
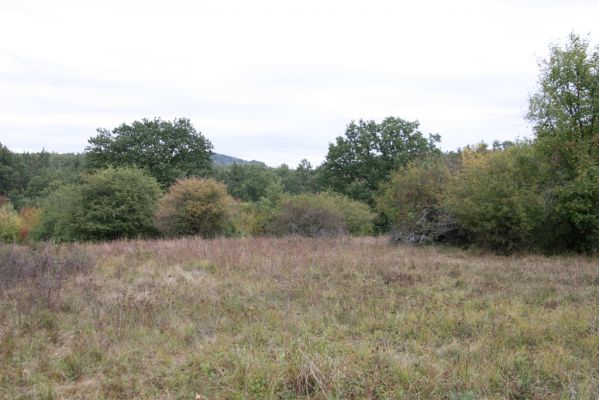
[[378, 155, 454, 232], [269, 193, 374, 237], [227, 201, 263, 237], [155, 178, 232, 238], [0, 202, 20, 243], [35, 167, 161, 242], [33, 184, 82, 242], [328, 193, 375, 235], [442, 145, 545, 252], [18, 207, 42, 242], [80, 167, 161, 240], [546, 166, 599, 253]]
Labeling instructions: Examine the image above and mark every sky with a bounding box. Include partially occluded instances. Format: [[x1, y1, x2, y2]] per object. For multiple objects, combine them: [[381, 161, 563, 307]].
[[0, 0, 598, 167]]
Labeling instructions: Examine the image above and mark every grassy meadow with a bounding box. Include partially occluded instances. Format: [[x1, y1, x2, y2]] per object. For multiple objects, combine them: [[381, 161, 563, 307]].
[[1, 237, 598, 399]]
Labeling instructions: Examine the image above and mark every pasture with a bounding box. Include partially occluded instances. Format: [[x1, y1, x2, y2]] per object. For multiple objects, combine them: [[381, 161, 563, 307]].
[[1, 237, 598, 399]]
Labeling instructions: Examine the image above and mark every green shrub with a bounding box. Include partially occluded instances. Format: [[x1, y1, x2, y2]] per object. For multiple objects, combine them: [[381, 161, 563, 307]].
[[0, 202, 20, 243], [155, 178, 232, 238], [227, 201, 260, 237], [442, 145, 545, 252], [35, 167, 161, 242], [547, 166, 599, 252], [378, 155, 454, 231], [269, 193, 374, 237], [32, 184, 82, 242], [328, 193, 375, 235]]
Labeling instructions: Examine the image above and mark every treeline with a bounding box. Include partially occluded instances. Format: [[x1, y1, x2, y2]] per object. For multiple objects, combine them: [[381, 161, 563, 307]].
[[1, 33, 598, 253]]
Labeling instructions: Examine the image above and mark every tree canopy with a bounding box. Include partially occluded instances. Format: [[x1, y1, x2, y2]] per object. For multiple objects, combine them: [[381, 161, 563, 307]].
[[86, 118, 213, 187], [526, 34, 599, 252], [319, 117, 440, 205], [527, 33, 599, 178]]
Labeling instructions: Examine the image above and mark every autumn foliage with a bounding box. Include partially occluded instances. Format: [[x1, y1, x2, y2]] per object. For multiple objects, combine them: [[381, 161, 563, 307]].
[[156, 178, 233, 238]]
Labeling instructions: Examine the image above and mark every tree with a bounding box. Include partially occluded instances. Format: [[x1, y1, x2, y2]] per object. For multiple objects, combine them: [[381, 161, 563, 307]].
[[0, 143, 17, 197], [527, 33, 599, 178], [527, 33, 599, 252], [215, 163, 279, 202], [319, 117, 440, 205], [275, 159, 318, 195], [35, 167, 161, 241], [86, 118, 214, 187], [155, 178, 232, 238]]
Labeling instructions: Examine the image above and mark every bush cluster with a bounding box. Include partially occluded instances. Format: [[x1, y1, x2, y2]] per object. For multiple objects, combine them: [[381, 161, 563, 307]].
[[0, 202, 20, 243], [35, 167, 161, 242], [0, 199, 42, 244], [269, 193, 374, 237], [156, 178, 233, 238]]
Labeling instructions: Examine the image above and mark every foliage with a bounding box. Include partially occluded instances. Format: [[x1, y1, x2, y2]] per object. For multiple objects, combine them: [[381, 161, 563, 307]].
[[0, 145, 86, 210], [227, 201, 262, 237], [78, 167, 161, 240], [275, 159, 319, 195], [378, 154, 456, 231], [0, 143, 17, 197], [270, 194, 343, 236], [527, 33, 599, 180], [32, 184, 82, 242], [547, 166, 599, 252], [0, 202, 20, 243], [328, 193, 376, 235], [247, 181, 286, 236], [442, 145, 546, 252], [19, 153, 86, 208], [214, 163, 279, 202], [269, 192, 374, 236], [35, 167, 161, 242], [17, 207, 42, 242], [526, 33, 599, 252], [215, 160, 320, 203], [86, 117, 213, 187], [320, 117, 440, 204], [155, 178, 232, 238]]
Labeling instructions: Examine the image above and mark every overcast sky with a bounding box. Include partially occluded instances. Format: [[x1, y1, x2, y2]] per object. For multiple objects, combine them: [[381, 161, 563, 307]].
[[1, 0, 597, 166]]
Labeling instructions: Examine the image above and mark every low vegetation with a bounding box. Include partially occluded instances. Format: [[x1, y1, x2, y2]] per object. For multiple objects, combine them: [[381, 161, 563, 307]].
[[1, 237, 598, 399], [155, 178, 233, 238], [34, 167, 161, 242], [269, 193, 375, 237]]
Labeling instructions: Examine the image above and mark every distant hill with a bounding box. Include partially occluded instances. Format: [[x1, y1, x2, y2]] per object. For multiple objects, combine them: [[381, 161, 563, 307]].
[[211, 153, 265, 167]]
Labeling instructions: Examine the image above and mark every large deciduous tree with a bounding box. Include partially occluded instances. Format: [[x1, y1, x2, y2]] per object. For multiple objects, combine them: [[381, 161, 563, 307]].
[[86, 118, 213, 187], [527, 33, 599, 178], [319, 117, 440, 205], [527, 33, 599, 252]]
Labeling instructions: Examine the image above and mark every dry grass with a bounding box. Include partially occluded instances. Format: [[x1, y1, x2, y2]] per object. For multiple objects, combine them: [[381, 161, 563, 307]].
[[1, 237, 598, 399]]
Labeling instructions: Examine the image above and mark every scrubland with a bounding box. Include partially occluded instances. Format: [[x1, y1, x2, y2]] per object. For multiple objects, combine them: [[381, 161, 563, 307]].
[[1, 237, 598, 399]]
